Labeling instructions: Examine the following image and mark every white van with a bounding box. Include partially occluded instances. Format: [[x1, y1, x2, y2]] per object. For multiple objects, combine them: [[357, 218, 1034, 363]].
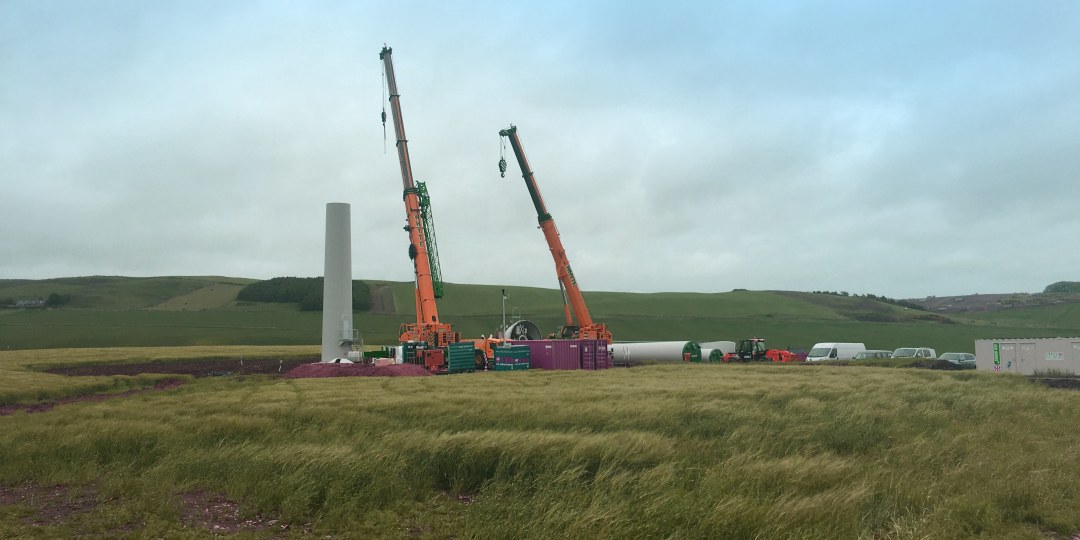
[[807, 342, 866, 362]]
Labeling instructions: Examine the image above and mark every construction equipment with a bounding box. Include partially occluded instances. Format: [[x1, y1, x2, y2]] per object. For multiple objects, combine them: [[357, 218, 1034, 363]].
[[723, 338, 798, 363], [498, 125, 612, 344], [380, 45, 461, 370]]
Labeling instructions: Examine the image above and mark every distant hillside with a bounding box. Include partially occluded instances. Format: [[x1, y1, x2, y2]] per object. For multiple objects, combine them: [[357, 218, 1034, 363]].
[[0, 276, 255, 310], [910, 292, 1080, 314], [4, 276, 1080, 351]]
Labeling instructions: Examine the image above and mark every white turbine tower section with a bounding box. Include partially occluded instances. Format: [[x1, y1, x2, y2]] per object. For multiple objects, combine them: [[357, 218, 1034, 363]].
[[321, 203, 358, 363]]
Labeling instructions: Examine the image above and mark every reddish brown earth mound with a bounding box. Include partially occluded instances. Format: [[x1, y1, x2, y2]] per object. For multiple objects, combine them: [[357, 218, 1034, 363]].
[[283, 362, 433, 378]]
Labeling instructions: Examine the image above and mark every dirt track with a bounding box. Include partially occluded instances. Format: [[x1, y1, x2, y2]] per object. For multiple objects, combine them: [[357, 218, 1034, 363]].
[[0, 379, 185, 416], [45, 357, 315, 378]]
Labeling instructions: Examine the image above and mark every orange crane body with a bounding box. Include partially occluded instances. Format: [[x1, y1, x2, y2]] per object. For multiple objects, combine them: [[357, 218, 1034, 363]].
[[381, 46, 459, 349], [499, 125, 612, 344]]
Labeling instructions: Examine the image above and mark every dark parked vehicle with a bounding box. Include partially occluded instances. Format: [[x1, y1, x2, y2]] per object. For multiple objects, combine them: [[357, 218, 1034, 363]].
[[938, 352, 976, 369]]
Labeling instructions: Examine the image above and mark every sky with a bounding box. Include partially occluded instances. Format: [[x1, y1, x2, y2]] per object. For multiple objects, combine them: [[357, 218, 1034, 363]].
[[2, 1, 1079, 299]]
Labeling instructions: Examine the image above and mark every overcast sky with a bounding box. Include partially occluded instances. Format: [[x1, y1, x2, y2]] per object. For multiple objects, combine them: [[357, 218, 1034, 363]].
[[2, 1, 1078, 299]]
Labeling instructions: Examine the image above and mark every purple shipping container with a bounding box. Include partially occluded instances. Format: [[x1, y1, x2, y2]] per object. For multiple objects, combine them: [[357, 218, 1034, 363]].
[[581, 340, 597, 370], [507, 339, 582, 370], [580, 340, 612, 370]]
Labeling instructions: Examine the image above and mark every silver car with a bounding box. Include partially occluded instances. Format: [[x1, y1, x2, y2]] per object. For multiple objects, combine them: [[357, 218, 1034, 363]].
[[852, 350, 892, 360], [891, 347, 937, 359]]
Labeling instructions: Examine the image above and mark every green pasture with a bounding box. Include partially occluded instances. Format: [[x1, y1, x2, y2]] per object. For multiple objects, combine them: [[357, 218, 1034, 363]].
[[4, 276, 1080, 354], [0, 276, 253, 310], [2, 349, 1079, 538], [4, 304, 1057, 353]]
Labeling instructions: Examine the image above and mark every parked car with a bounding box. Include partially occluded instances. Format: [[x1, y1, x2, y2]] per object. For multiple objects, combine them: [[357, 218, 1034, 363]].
[[938, 352, 976, 369], [891, 347, 937, 359], [852, 350, 892, 360]]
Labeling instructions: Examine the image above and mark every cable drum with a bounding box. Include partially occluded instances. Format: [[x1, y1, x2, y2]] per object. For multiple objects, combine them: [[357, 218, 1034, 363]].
[[505, 320, 542, 340]]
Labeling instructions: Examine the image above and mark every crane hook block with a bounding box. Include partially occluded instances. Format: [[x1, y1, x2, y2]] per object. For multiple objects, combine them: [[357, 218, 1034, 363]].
[[498, 157, 507, 178]]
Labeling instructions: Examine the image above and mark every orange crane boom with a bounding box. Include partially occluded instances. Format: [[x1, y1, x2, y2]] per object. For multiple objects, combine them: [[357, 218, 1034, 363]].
[[498, 125, 612, 343], [380, 46, 459, 348]]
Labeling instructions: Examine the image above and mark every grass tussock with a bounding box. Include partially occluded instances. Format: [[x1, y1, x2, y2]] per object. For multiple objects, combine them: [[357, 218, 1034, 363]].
[[1, 360, 1080, 538]]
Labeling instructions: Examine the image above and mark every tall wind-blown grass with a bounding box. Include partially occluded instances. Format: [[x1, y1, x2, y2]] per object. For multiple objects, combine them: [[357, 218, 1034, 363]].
[[2, 361, 1079, 538]]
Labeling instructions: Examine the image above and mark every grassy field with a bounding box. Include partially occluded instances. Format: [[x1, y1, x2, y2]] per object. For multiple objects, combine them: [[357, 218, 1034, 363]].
[[2, 347, 1079, 538], [0, 346, 317, 406]]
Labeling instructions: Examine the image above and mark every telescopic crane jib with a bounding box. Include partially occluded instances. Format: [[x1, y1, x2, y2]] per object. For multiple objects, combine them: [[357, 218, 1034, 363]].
[[380, 45, 459, 351], [498, 125, 612, 344]]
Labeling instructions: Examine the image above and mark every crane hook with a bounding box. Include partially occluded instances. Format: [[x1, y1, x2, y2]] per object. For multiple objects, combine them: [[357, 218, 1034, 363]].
[[498, 135, 507, 177]]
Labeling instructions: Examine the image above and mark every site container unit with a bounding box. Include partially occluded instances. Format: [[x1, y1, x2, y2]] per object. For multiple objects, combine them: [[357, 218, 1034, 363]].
[[580, 340, 611, 370], [493, 345, 530, 371], [976, 338, 1080, 375], [507, 339, 582, 370], [446, 342, 476, 374]]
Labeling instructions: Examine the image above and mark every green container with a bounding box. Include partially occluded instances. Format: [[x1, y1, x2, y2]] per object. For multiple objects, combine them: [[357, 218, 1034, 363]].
[[493, 345, 530, 361], [495, 362, 530, 371], [447, 342, 476, 374]]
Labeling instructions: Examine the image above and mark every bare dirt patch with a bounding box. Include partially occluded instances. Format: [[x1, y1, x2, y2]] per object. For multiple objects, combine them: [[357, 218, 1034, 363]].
[[0, 482, 101, 527], [0, 378, 185, 416], [45, 357, 314, 378], [284, 362, 433, 378], [178, 490, 296, 535], [1032, 378, 1080, 391]]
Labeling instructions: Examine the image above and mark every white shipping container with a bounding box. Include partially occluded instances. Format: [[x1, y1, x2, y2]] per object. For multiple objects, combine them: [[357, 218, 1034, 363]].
[[975, 338, 1080, 375]]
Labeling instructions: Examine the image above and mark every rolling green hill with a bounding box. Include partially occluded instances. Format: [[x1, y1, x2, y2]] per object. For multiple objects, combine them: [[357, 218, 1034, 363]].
[[2, 276, 1080, 352]]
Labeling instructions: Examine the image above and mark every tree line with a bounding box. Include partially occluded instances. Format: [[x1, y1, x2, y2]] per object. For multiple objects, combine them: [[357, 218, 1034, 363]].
[[1044, 281, 1080, 294], [237, 277, 372, 311]]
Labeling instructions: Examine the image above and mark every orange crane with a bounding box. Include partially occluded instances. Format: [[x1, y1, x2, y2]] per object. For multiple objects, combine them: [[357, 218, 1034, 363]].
[[498, 125, 612, 343], [380, 46, 460, 362]]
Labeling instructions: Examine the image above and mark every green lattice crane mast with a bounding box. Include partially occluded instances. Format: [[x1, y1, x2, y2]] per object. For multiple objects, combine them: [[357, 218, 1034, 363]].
[[380, 45, 459, 349], [416, 182, 444, 299], [498, 125, 612, 344]]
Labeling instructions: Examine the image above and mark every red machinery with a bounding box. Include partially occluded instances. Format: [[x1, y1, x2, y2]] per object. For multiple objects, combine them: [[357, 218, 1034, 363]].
[[498, 125, 612, 344], [380, 46, 460, 363]]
